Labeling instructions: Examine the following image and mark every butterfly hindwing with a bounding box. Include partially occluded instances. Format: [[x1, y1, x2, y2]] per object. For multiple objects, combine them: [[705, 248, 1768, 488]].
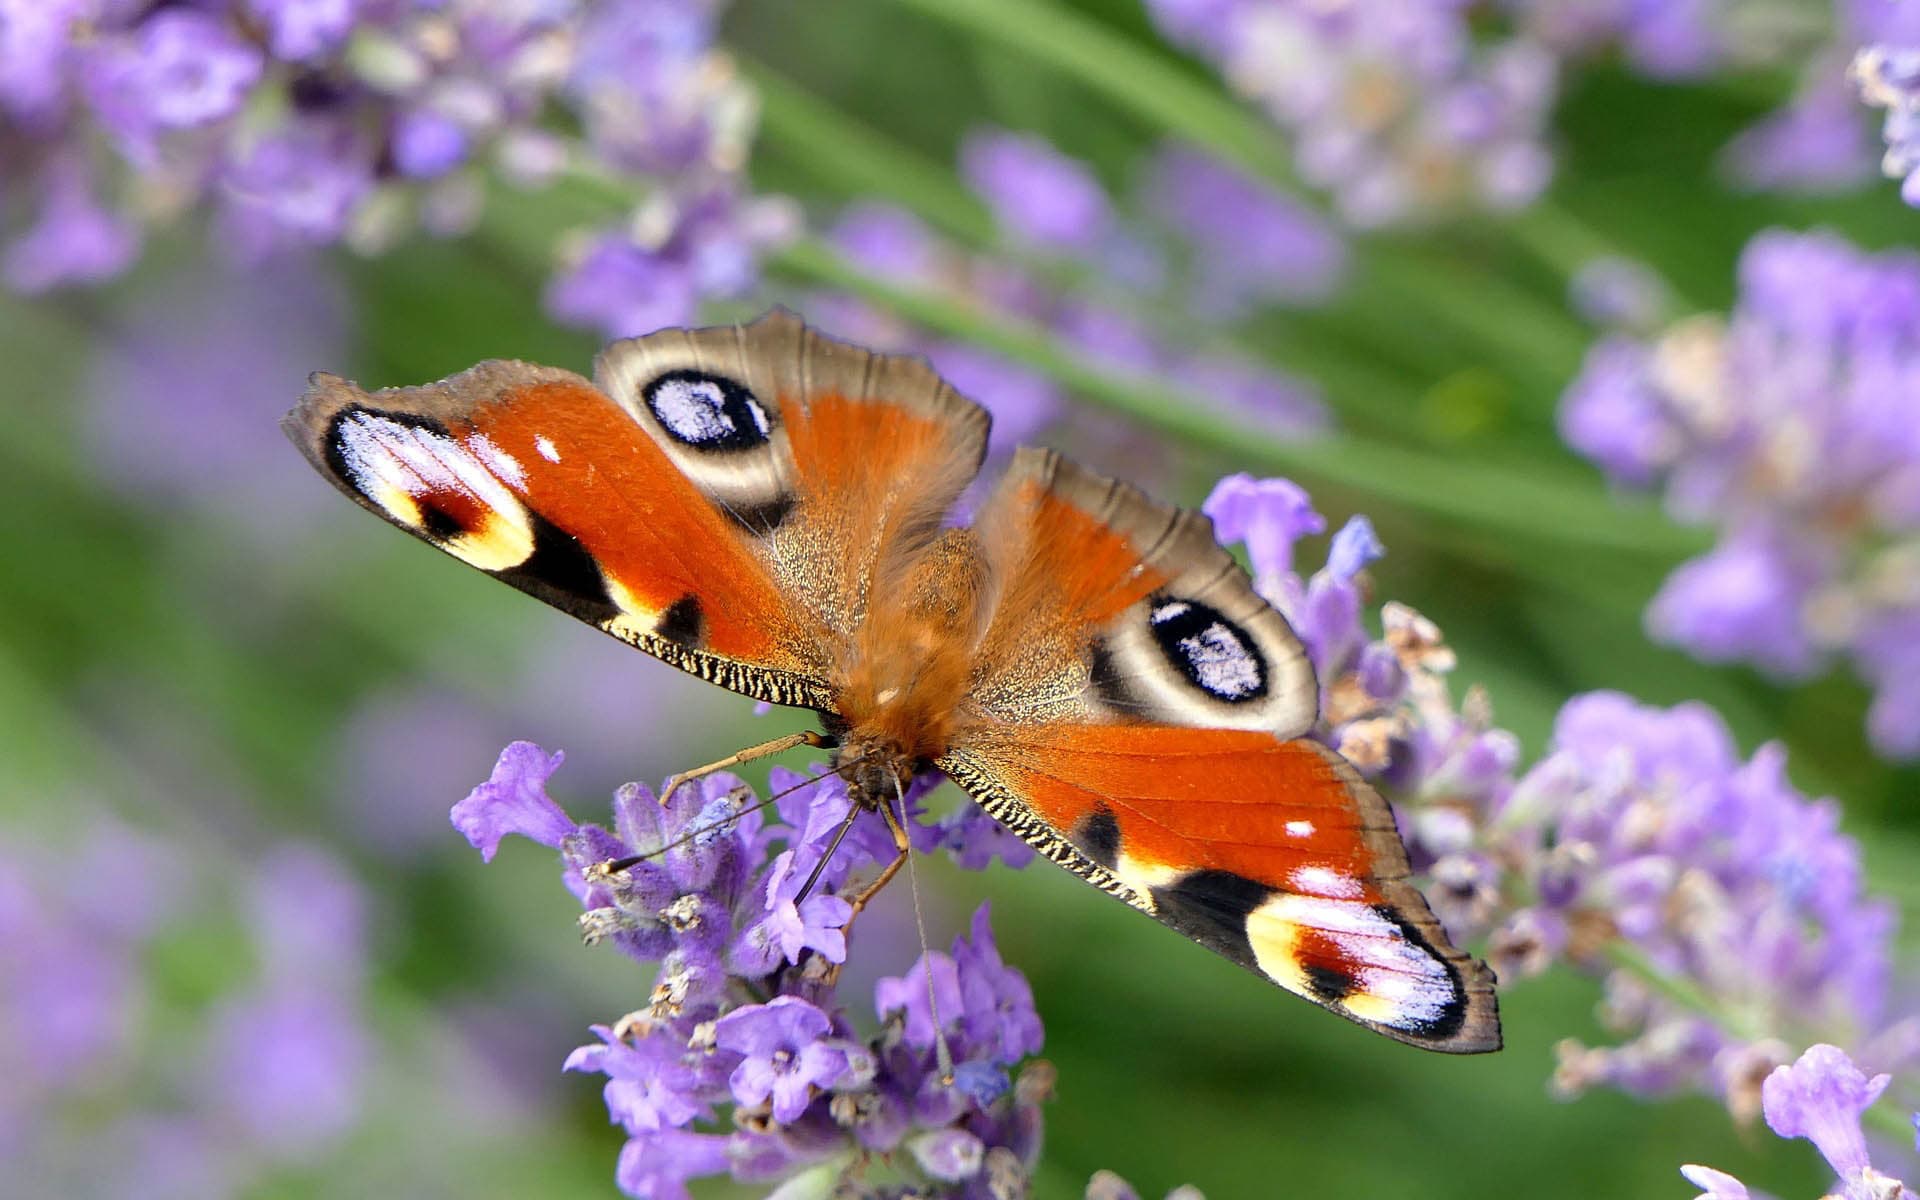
[[946, 452, 1500, 1052], [967, 447, 1318, 736]]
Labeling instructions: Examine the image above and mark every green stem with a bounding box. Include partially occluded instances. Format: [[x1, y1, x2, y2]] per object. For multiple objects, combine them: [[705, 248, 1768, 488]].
[[771, 236, 1699, 558], [1605, 941, 1765, 1043], [888, 0, 1298, 188], [746, 62, 997, 247]]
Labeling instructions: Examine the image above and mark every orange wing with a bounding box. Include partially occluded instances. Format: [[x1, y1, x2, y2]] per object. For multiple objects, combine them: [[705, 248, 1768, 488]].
[[284, 311, 989, 709], [945, 451, 1500, 1052]]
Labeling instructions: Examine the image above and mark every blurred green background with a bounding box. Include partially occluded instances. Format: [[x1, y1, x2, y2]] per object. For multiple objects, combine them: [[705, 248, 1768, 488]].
[[7, 0, 1919, 1196]]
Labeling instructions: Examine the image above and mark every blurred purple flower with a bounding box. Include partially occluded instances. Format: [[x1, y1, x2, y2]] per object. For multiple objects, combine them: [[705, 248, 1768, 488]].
[[1570, 256, 1671, 331], [250, 0, 360, 62], [1855, 45, 1920, 205], [546, 231, 701, 340], [1728, 65, 1879, 193], [201, 988, 370, 1162], [961, 128, 1113, 253], [927, 342, 1064, 452], [1646, 529, 1823, 677], [1179, 352, 1329, 438], [85, 255, 349, 538], [831, 201, 943, 285], [1144, 2, 1557, 224], [2, 0, 779, 319], [1144, 144, 1345, 314], [2, 158, 139, 293], [1561, 228, 1920, 757]]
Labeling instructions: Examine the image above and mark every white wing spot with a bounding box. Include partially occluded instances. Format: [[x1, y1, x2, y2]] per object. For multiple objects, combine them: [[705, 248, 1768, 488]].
[[1178, 622, 1263, 699], [466, 433, 525, 486], [651, 377, 735, 442], [536, 435, 561, 463], [1289, 865, 1363, 899], [1284, 820, 1315, 838]]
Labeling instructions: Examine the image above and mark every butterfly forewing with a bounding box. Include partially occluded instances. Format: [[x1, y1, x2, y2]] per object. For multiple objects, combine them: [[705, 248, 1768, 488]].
[[285, 360, 837, 708]]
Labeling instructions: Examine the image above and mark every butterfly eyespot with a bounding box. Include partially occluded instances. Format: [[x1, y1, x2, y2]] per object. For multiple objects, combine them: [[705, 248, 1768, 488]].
[[643, 369, 773, 451], [1147, 598, 1268, 703]]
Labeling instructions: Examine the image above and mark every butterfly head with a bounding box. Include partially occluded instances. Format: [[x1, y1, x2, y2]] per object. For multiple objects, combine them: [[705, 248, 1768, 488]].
[[833, 731, 924, 812]]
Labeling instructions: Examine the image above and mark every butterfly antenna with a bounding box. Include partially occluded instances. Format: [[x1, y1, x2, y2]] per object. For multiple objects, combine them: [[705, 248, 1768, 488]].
[[894, 768, 955, 1084], [794, 803, 862, 904], [597, 752, 869, 877]]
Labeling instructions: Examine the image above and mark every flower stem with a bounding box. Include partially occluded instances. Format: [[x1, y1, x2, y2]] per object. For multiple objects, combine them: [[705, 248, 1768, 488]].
[[887, 0, 1298, 188]]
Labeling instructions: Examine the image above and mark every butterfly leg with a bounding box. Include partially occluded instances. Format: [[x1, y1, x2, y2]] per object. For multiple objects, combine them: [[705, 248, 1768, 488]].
[[844, 798, 913, 919], [658, 729, 830, 807]]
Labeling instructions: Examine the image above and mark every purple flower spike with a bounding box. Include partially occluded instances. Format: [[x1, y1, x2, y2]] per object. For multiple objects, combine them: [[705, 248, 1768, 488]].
[[451, 742, 574, 861], [250, 0, 359, 62], [1145, 143, 1346, 314], [954, 905, 1043, 1066], [712, 996, 850, 1123], [1761, 1044, 1890, 1188], [1647, 531, 1821, 678]]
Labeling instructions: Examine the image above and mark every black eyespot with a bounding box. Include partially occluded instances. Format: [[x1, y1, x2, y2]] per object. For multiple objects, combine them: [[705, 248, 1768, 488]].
[[1147, 597, 1268, 703], [643, 369, 772, 451]]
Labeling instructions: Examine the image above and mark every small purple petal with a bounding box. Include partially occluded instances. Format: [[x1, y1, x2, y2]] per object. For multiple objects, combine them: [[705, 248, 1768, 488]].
[[451, 742, 574, 861], [1326, 516, 1385, 581], [1202, 474, 1324, 584], [1679, 1164, 1751, 1200], [1761, 1043, 1889, 1185], [909, 1127, 986, 1183]]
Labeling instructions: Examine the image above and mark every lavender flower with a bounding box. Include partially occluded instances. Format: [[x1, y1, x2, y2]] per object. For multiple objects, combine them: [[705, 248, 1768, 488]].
[[1561, 227, 1920, 757], [713, 996, 852, 1121], [0, 0, 785, 321], [1143, 143, 1345, 315], [1684, 1044, 1913, 1199], [1144, 2, 1558, 224], [460, 742, 1062, 1197], [1207, 474, 1909, 1121], [1853, 44, 1920, 205]]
